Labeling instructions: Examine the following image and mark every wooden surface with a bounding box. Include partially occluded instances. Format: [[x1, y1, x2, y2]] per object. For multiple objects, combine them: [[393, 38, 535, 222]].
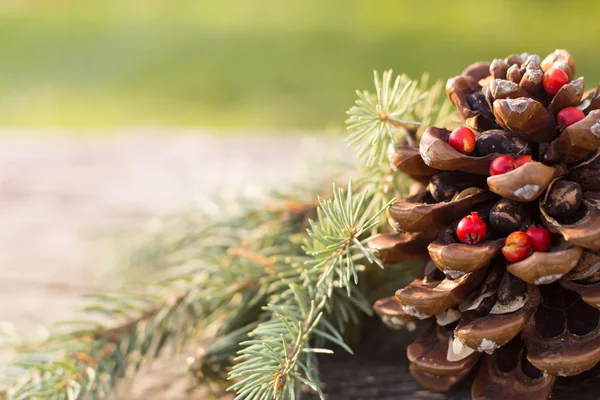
[[311, 319, 600, 400]]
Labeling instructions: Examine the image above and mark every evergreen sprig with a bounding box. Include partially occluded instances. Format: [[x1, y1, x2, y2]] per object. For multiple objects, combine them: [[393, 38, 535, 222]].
[[2, 195, 316, 400], [346, 71, 456, 169], [229, 181, 392, 399], [1, 69, 449, 400], [6, 289, 193, 400]]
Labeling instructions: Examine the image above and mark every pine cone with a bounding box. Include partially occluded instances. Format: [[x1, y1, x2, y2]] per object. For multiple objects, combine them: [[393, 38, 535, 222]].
[[373, 49, 600, 399]]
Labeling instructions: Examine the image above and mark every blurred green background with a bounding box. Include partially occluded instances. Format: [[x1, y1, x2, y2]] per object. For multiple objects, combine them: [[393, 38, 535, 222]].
[[1, 0, 600, 130]]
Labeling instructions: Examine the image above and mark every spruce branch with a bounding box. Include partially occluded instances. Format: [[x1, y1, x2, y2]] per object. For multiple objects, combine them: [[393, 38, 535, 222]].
[[5, 276, 235, 400], [346, 71, 456, 170], [345, 71, 457, 230], [2, 195, 318, 400], [229, 71, 446, 400], [229, 180, 393, 400], [346, 70, 421, 168], [1, 68, 437, 400]]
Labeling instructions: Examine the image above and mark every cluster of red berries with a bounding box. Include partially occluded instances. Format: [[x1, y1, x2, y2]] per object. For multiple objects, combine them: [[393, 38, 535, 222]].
[[447, 68, 586, 170], [447, 128, 537, 176], [448, 126, 534, 175], [502, 227, 551, 262], [541, 68, 585, 127], [489, 154, 532, 176], [457, 212, 551, 263], [446, 63, 579, 264]]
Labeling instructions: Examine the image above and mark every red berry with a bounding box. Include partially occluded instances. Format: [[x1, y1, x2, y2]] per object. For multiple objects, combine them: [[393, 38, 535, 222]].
[[448, 126, 476, 155], [490, 156, 517, 176], [515, 155, 532, 167], [542, 68, 569, 95], [557, 107, 585, 129], [526, 226, 552, 252], [502, 231, 533, 262], [456, 212, 487, 245]]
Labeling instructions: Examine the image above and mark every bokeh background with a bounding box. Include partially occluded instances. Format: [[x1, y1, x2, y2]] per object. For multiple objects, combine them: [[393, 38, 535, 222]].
[[2, 0, 600, 130], [2, 1, 600, 397]]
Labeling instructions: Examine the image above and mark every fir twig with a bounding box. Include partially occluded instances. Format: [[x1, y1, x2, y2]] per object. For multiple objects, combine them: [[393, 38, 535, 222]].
[[1, 68, 447, 400], [345, 71, 456, 230], [2, 195, 317, 400], [346, 70, 456, 169], [229, 180, 393, 399]]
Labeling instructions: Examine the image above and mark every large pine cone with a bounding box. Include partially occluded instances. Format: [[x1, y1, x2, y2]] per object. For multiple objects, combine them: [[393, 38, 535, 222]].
[[373, 50, 600, 399]]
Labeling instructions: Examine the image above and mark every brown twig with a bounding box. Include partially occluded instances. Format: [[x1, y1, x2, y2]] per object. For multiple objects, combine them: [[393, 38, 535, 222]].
[[227, 248, 276, 268]]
